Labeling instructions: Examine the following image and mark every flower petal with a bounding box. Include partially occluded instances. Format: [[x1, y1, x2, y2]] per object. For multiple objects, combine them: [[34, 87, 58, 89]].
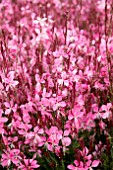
[[92, 160, 100, 167]]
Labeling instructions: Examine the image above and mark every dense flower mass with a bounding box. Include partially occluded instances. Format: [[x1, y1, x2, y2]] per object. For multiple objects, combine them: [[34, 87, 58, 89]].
[[0, 0, 113, 169]]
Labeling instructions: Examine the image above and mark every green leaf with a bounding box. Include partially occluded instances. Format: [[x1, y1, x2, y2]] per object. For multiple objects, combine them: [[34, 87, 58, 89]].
[[61, 160, 65, 170]]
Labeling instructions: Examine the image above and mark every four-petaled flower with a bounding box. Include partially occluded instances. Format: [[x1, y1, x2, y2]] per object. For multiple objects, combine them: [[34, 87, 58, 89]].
[[1, 148, 21, 167], [19, 158, 40, 170]]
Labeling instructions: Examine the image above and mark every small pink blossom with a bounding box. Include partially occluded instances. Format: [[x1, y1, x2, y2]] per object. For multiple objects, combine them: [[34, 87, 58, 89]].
[[1, 148, 21, 167], [4, 71, 19, 91], [4, 100, 17, 115], [19, 159, 40, 170]]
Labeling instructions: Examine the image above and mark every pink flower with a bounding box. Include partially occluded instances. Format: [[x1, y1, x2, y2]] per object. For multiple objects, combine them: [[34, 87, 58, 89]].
[[67, 148, 99, 170], [62, 137, 71, 147], [92, 103, 112, 119], [67, 160, 87, 170], [94, 81, 104, 90], [67, 159, 99, 170], [1, 148, 21, 167], [4, 71, 19, 91], [68, 105, 84, 131], [50, 96, 66, 111], [91, 160, 100, 167], [68, 105, 84, 121], [100, 103, 112, 119], [61, 130, 71, 149], [19, 159, 40, 170], [4, 100, 17, 115], [46, 126, 63, 151], [25, 126, 46, 147]]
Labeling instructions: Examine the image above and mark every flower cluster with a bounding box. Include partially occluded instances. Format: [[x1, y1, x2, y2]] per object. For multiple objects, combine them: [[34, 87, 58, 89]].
[[0, 0, 113, 169]]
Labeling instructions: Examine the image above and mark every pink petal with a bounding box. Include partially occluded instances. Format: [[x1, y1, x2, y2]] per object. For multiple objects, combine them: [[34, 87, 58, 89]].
[[92, 160, 100, 167], [68, 114, 74, 120], [64, 80, 69, 86], [41, 98, 50, 107], [12, 159, 19, 165], [8, 71, 15, 80], [101, 105, 106, 111], [64, 130, 70, 136], [107, 103, 112, 110], [1, 159, 10, 167], [86, 160, 92, 166], [67, 164, 76, 170], [74, 160, 79, 166], [102, 112, 109, 119], [12, 80, 19, 86], [62, 137, 71, 146], [0, 82, 4, 90], [38, 129, 44, 134], [59, 101, 66, 107], [83, 147, 89, 155], [92, 104, 98, 112], [0, 117, 8, 123], [79, 161, 84, 167], [4, 102, 10, 108], [5, 109, 11, 115]]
